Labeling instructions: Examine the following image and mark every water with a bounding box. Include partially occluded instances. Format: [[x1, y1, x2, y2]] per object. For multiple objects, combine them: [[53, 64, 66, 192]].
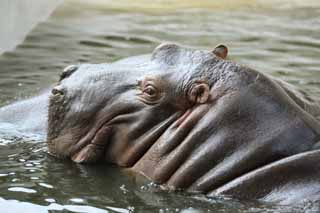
[[0, 0, 320, 212]]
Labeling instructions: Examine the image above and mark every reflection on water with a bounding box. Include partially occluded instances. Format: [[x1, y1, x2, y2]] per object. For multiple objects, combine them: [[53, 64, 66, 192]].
[[0, 0, 320, 212]]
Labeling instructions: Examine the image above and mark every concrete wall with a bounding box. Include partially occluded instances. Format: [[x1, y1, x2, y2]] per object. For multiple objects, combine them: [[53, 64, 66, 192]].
[[0, 0, 62, 54]]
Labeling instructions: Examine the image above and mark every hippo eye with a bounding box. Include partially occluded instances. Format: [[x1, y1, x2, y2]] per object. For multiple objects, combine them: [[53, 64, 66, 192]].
[[143, 85, 157, 97], [138, 80, 162, 104]]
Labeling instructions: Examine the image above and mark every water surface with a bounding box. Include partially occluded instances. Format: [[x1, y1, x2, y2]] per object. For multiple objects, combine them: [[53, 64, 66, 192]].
[[0, 0, 320, 212]]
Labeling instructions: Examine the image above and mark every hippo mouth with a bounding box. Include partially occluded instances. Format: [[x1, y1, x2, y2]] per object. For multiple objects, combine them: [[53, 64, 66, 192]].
[[70, 109, 189, 165], [67, 104, 144, 163], [70, 122, 114, 163]]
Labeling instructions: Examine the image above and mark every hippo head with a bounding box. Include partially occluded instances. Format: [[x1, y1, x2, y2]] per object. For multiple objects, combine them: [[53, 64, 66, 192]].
[[47, 44, 320, 194]]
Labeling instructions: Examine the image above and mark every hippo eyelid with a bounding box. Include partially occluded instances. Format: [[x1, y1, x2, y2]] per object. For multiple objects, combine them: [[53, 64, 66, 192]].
[[60, 65, 79, 81]]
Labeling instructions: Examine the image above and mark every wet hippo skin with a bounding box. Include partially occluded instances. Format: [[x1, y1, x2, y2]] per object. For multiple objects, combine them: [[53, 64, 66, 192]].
[[47, 43, 320, 204]]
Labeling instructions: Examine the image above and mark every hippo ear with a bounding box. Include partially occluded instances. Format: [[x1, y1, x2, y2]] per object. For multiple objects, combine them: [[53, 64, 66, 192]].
[[188, 82, 210, 104], [212, 44, 228, 59]]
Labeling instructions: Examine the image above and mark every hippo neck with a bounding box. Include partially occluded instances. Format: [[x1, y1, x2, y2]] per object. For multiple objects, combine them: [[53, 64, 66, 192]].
[[132, 89, 318, 193], [132, 103, 212, 182]]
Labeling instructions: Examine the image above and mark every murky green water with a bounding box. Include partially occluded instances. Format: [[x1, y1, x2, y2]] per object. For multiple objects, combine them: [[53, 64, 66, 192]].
[[0, 0, 320, 212]]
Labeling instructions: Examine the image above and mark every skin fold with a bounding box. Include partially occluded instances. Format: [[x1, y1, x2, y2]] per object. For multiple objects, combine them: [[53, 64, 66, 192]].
[[45, 43, 320, 204]]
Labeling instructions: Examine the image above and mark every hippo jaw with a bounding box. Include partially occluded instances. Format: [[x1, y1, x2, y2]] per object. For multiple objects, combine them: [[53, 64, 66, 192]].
[[47, 43, 320, 201]]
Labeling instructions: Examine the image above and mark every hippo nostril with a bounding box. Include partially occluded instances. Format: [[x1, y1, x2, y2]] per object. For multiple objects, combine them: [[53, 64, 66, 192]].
[[51, 87, 64, 96], [60, 65, 79, 81]]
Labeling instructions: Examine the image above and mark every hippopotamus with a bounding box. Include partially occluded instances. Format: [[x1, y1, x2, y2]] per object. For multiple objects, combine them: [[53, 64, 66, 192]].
[[32, 44, 320, 204]]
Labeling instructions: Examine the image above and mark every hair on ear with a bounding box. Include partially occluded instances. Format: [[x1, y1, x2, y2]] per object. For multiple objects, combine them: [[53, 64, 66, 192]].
[[189, 82, 210, 104]]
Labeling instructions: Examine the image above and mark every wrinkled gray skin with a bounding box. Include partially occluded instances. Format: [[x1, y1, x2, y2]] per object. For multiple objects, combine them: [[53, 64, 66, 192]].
[[4, 44, 320, 205]]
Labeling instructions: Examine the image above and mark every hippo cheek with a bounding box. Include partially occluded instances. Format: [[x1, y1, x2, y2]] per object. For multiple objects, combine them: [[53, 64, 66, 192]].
[[103, 111, 184, 167]]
